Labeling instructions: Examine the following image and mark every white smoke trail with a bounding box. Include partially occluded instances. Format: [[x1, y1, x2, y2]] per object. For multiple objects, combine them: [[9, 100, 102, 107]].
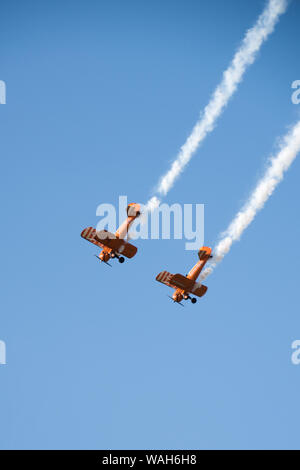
[[201, 119, 300, 280], [145, 0, 288, 212]]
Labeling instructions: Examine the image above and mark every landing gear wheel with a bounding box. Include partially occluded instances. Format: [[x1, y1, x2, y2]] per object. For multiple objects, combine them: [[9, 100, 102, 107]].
[[119, 256, 125, 263], [191, 297, 197, 304]]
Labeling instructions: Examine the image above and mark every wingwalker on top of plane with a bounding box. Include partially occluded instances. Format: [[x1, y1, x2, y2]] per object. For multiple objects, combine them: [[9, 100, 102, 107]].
[[156, 247, 212, 306], [81, 203, 140, 266]]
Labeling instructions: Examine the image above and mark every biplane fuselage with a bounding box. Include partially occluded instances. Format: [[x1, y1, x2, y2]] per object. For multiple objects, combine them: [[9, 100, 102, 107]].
[[81, 203, 140, 265], [156, 247, 212, 304]]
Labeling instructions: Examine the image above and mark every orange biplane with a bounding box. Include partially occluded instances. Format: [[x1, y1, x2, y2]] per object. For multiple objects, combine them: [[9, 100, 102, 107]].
[[156, 247, 212, 305], [81, 203, 140, 266]]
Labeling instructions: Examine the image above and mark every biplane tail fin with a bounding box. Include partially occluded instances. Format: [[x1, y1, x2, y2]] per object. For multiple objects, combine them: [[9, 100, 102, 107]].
[[198, 247, 212, 261], [127, 203, 141, 218], [116, 203, 141, 239]]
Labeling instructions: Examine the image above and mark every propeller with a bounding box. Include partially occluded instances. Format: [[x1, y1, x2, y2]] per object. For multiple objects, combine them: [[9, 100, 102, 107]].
[[167, 295, 184, 307], [94, 255, 112, 267]]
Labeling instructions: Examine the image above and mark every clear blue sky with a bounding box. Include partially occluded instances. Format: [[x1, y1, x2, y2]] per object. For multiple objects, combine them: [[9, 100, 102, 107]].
[[0, 0, 300, 450]]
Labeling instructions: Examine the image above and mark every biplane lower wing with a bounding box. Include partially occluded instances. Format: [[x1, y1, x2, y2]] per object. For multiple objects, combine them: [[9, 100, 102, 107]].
[[95, 230, 137, 259], [191, 284, 208, 297]]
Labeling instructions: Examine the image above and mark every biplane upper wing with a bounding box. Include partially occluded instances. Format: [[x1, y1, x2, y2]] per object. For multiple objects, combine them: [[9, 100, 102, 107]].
[[156, 271, 174, 288], [169, 274, 195, 291], [95, 230, 137, 259], [81, 227, 104, 249], [197, 247, 212, 273], [170, 274, 208, 298]]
